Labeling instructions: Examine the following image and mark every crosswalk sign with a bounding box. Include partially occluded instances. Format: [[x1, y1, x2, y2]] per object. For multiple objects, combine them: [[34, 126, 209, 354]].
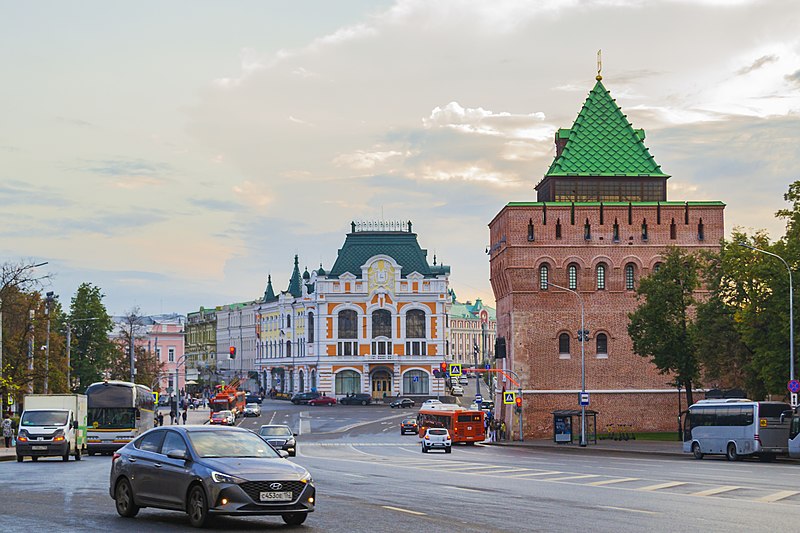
[[503, 391, 516, 405], [449, 364, 462, 376], [152, 392, 159, 405]]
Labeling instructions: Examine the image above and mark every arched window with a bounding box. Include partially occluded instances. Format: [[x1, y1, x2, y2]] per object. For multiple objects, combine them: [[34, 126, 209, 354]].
[[613, 218, 620, 242], [307, 312, 314, 343], [555, 218, 562, 239], [596, 333, 608, 356], [527, 218, 535, 241], [335, 370, 361, 395], [338, 310, 357, 339], [559, 333, 570, 356], [625, 263, 635, 290], [584, 218, 591, 240], [568, 264, 578, 290], [286, 340, 292, 357], [698, 218, 705, 241], [403, 370, 430, 395], [641, 219, 649, 241], [372, 309, 392, 338], [540, 264, 549, 290], [596, 263, 606, 290], [287, 314, 291, 328], [670, 218, 676, 240], [654, 262, 663, 273]]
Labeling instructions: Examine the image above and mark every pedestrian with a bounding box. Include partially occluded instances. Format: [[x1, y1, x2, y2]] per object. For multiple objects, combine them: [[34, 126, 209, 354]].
[[500, 420, 507, 441], [182, 410, 187, 425], [2, 412, 14, 448], [169, 410, 176, 425], [157, 412, 164, 427]]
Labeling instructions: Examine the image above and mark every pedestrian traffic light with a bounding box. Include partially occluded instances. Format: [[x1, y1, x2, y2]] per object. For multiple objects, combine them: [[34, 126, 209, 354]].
[[229, 346, 236, 359], [440, 362, 447, 373], [515, 395, 522, 408], [494, 337, 506, 359]]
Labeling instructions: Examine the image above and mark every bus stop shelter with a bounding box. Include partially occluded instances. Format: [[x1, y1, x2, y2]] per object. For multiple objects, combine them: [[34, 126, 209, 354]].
[[552, 409, 598, 445]]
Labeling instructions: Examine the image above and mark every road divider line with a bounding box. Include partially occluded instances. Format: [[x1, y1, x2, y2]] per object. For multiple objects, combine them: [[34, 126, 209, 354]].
[[597, 506, 659, 515], [639, 481, 687, 492], [509, 470, 562, 478], [756, 490, 799, 503], [589, 477, 640, 486], [382, 506, 426, 516], [690, 486, 740, 497], [447, 486, 481, 493], [546, 474, 601, 482]]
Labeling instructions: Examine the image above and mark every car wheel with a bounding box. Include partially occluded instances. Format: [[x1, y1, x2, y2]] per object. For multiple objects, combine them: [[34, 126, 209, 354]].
[[446, 446, 452, 454], [16, 455, 23, 462], [282, 512, 307, 526], [114, 478, 140, 518], [361, 400, 367, 406], [187, 485, 209, 528], [421, 445, 428, 453], [31, 456, 38, 462], [62, 452, 69, 462], [290, 450, 296, 457], [726, 443, 739, 462], [692, 442, 703, 460], [75, 447, 82, 461]]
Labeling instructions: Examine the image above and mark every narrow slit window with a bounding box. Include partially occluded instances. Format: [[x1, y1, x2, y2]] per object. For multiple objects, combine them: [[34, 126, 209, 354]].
[[555, 218, 562, 240], [698, 218, 705, 241], [597, 264, 606, 290], [539, 264, 549, 290], [528, 218, 535, 241], [625, 263, 635, 290], [584, 218, 591, 240], [568, 264, 578, 290], [613, 219, 620, 242], [670, 218, 676, 240]]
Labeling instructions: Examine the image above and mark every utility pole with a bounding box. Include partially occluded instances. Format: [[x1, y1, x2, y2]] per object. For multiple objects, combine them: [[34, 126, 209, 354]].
[[44, 292, 54, 394], [28, 310, 35, 394]]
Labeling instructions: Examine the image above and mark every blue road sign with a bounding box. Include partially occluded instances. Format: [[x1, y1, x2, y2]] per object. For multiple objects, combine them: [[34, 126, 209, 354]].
[[475, 394, 483, 403], [485, 364, 491, 370], [276, 378, 281, 384], [788, 380, 800, 393], [579, 392, 590, 406], [412, 376, 419, 382]]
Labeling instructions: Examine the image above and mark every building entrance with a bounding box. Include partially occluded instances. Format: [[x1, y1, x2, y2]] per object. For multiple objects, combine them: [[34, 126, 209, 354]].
[[371, 369, 392, 399]]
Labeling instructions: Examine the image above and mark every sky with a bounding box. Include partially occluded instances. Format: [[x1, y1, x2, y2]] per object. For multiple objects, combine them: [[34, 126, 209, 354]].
[[2, 0, 800, 316]]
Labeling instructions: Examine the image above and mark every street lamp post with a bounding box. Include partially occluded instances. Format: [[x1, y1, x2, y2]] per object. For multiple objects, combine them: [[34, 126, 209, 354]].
[[44, 292, 55, 394], [549, 282, 588, 447], [738, 243, 795, 405]]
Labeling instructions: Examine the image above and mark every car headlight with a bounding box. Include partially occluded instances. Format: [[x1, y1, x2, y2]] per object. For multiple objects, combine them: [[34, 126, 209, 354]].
[[286, 438, 296, 446], [300, 472, 313, 484], [211, 471, 246, 484]]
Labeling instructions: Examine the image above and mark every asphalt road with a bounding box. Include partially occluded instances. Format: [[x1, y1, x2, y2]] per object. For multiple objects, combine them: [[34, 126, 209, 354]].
[[2, 398, 799, 532]]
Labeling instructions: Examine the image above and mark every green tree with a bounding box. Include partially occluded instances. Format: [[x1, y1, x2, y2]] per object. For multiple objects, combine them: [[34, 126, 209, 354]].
[[628, 247, 702, 405], [69, 283, 115, 392], [108, 308, 164, 390]]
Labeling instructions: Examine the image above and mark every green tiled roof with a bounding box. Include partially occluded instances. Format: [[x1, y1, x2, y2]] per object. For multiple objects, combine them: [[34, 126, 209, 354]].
[[328, 231, 446, 278], [263, 275, 277, 302], [545, 80, 668, 178], [450, 298, 497, 321], [287, 255, 302, 297]]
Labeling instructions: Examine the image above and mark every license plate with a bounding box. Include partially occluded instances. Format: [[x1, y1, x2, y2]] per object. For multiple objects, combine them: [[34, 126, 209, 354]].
[[32, 446, 47, 451], [260, 491, 292, 502]]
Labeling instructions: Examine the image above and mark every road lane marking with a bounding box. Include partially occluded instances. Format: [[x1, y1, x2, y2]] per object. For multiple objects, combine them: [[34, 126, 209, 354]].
[[446, 486, 481, 493], [597, 506, 659, 515], [445, 465, 510, 472], [477, 468, 530, 474], [509, 470, 562, 478], [589, 477, 640, 486], [690, 486, 740, 497], [546, 474, 601, 482], [382, 506, 426, 516], [639, 481, 687, 491], [756, 490, 800, 503], [342, 473, 366, 478]]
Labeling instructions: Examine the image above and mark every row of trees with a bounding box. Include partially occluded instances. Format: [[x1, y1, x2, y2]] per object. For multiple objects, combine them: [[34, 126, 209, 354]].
[[0, 269, 163, 413], [629, 181, 800, 405]]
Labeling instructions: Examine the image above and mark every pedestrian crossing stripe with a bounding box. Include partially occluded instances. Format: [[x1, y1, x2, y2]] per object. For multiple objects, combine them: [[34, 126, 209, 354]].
[[449, 364, 462, 376], [503, 391, 516, 404]]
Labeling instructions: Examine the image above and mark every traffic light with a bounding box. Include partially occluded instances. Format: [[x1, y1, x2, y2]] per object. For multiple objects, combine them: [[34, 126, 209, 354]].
[[229, 346, 236, 360], [440, 361, 447, 373], [474, 343, 480, 359], [495, 337, 506, 359], [515, 395, 523, 413]]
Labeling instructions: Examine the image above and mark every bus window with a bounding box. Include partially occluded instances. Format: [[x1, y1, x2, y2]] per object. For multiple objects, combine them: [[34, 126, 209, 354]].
[[791, 415, 800, 440]]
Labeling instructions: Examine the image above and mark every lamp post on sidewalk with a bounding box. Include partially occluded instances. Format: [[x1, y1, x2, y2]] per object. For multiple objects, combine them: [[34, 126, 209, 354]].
[[738, 243, 795, 405], [549, 282, 588, 447]]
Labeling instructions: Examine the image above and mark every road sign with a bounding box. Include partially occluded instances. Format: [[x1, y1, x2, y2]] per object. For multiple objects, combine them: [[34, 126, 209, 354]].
[[788, 380, 800, 394], [412, 376, 419, 382], [579, 392, 590, 406], [152, 392, 159, 405], [485, 364, 491, 370], [792, 393, 798, 408], [7, 394, 14, 406], [475, 394, 483, 404], [276, 378, 281, 384], [503, 391, 516, 405], [449, 364, 462, 376]]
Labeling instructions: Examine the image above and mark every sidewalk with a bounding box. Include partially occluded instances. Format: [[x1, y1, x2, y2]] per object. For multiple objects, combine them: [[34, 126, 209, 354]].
[[487, 437, 685, 457], [0, 407, 211, 462]]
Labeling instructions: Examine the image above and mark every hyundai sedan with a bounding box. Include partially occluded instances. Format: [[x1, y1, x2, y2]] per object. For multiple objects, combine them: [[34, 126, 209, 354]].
[[109, 426, 315, 527]]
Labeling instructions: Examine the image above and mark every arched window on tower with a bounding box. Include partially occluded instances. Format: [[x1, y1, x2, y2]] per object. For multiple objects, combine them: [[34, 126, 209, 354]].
[[308, 312, 314, 343], [596, 263, 606, 290], [670, 218, 676, 240], [559, 333, 570, 357], [698, 218, 705, 241], [568, 263, 578, 290], [555, 218, 562, 240], [527, 218, 535, 241], [584, 218, 591, 240], [625, 263, 635, 290], [596, 333, 608, 358], [539, 264, 550, 290], [613, 218, 620, 242]]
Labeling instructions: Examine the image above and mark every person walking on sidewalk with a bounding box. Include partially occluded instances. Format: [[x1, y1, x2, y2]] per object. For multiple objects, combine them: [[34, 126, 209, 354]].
[[157, 412, 164, 427], [182, 410, 188, 425], [2, 412, 14, 448]]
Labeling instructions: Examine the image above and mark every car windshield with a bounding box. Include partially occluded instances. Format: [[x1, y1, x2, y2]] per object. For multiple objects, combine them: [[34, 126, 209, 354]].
[[213, 411, 232, 418], [21, 410, 69, 427], [188, 430, 280, 458], [259, 426, 292, 437], [428, 429, 448, 436], [246, 404, 258, 408], [403, 419, 416, 424]]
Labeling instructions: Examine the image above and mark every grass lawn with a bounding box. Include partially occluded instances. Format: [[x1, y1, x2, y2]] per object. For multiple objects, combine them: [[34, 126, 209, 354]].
[[632, 432, 681, 441]]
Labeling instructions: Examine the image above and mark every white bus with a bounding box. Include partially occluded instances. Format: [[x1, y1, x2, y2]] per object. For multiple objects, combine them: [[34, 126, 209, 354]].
[[682, 399, 791, 461], [790, 408, 800, 459], [85, 381, 155, 455]]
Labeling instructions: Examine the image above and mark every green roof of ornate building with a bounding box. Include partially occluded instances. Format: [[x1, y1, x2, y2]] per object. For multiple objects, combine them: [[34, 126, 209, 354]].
[[328, 223, 449, 278], [287, 255, 303, 297], [544, 80, 668, 178], [449, 297, 496, 321], [263, 275, 276, 302]]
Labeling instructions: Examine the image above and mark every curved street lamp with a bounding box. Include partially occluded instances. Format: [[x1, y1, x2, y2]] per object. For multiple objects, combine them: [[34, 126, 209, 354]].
[[738, 243, 795, 404]]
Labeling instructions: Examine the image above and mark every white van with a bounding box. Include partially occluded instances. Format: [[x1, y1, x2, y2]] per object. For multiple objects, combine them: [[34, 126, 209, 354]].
[[16, 394, 88, 462]]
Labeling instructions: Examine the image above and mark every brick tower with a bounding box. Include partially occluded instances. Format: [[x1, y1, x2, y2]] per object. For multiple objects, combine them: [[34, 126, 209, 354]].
[[489, 76, 725, 438]]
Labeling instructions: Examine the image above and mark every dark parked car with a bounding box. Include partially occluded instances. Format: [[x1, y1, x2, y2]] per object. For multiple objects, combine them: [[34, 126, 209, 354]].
[[246, 394, 263, 405], [291, 392, 321, 405], [258, 425, 297, 457], [400, 417, 419, 435], [390, 398, 416, 409], [109, 426, 315, 527], [339, 393, 372, 406]]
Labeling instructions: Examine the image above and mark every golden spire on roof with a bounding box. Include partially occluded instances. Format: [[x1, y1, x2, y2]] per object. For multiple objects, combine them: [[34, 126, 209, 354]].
[[596, 49, 602, 81]]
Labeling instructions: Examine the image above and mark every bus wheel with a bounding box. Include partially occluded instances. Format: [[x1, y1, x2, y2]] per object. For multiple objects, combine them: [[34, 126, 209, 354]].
[[692, 442, 703, 460], [726, 443, 739, 461]]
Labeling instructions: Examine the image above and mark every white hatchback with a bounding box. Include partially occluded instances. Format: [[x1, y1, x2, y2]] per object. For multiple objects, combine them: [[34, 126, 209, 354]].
[[421, 428, 452, 453]]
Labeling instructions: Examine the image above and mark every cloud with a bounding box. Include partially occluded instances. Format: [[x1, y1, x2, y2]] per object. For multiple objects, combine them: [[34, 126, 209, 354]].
[[0, 179, 71, 207], [188, 197, 240, 212], [333, 149, 406, 169], [82, 158, 172, 178], [736, 54, 779, 75], [232, 181, 272, 207], [423, 102, 548, 139], [785, 69, 800, 85]]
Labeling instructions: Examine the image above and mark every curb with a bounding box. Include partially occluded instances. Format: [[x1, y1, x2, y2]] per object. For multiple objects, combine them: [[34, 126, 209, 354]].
[[487, 441, 686, 458]]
